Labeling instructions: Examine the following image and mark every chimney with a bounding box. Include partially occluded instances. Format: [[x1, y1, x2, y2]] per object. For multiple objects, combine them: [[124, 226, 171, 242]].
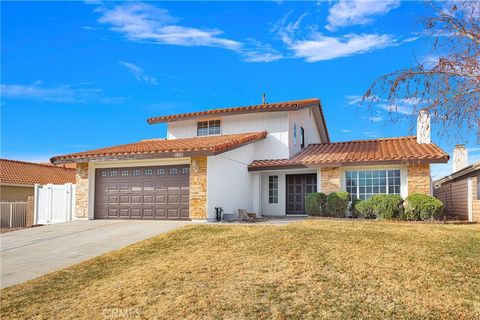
[[453, 144, 468, 172], [416, 109, 430, 144]]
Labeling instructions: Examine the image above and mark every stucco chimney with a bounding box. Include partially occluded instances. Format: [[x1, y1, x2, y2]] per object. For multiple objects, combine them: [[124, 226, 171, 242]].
[[453, 144, 468, 172], [416, 109, 430, 144]]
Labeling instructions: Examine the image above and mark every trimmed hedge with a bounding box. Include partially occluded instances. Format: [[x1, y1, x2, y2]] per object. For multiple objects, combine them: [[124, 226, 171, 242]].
[[355, 200, 376, 219], [350, 199, 362, 218], [327, 192, 350, 218], [305, 193, 328, 216], [403, 193, 444, 220], [370, 194, 403, 220]]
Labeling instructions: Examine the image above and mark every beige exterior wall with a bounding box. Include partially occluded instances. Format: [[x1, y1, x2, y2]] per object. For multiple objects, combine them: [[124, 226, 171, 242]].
[[189, 156, 207, 220], [0, 185, 34, 202], [434, 174, 480, 222], [321, 167, 340, 194], [76, 163, 89, 219], [407, 164, 431, 195]]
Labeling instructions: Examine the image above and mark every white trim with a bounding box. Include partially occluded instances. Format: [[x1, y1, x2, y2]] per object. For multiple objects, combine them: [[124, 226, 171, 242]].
[[0, 183, 35, 188], [86, 157, 191, 220], [467, 177, 473, 222], [339, 164, 408, 199], [316, 168, 321, 192]]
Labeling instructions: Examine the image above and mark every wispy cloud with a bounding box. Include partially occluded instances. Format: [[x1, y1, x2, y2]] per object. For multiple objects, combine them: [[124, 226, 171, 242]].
[[341, 129, 352, 133], [290, 33, 396, 62], [118, 60, 158, 85], [0, 82, 123, 104], [97, 3, 241, 50], [241, 39, 283, 62], [368, 115, 384, 122], [272, 13, 407, 62], [326, 0, 401, 31]]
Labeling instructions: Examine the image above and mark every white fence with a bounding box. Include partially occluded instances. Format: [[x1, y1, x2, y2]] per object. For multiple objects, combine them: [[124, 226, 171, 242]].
[[0, 202, 27, 228], [34, 183, 76, 225]]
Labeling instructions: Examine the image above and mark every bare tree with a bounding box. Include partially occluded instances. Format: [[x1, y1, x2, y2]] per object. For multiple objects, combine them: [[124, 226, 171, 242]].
[[364, 1, 480, 142]]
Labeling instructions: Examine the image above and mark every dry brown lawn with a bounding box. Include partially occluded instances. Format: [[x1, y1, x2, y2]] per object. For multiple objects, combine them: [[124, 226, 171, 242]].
[[1, 220, 479, 319]]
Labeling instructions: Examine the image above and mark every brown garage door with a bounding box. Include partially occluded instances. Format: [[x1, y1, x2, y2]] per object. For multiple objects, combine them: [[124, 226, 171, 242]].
[[94, 165, 189, 220]]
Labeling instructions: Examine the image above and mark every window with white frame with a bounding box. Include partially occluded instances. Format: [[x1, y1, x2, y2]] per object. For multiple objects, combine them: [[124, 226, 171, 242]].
[[197, 120, 220, 136], [345, 169, 401, 200], [269, 176, 278, 203]]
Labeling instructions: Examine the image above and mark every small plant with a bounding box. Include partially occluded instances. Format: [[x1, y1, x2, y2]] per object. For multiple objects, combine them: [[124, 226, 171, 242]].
[[403, 193, 444, 220], [305, 193, 328, 216], [355, 199, 376, 219], [327, 192, 350, 218], [305, 193, 322, 216], [370, 194, 404, 220]]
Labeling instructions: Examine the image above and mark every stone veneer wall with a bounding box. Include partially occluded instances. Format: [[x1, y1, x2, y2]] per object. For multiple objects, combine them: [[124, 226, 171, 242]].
[[321, 167, 340, 194], [76, 162, 89, 218], [407, 164, 431, 195], [189, 156, 207, 220]]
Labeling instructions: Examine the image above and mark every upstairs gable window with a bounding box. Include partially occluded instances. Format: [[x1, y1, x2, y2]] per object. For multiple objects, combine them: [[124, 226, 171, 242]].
[[197, 120, 221, 136]]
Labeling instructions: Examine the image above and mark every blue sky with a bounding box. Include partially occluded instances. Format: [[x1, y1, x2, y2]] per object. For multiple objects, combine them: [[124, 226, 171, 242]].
[[1, 1, 477, 179]]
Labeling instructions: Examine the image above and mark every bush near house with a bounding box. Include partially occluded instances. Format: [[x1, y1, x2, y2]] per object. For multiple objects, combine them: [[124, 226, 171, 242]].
[[354, 199, 376, 219], [305, 193, 327, 216], [349, 199, 362, 218], [403, 193, 444, 221], [370, 194, 404, 220], [327, 192, 350, 218]]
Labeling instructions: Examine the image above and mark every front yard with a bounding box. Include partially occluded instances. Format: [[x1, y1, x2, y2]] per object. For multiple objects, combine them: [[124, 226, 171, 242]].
[[1, 220, 479, 319]]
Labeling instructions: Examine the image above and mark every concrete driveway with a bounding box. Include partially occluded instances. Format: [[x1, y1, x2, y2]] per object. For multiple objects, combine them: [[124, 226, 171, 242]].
[[0, 220, 190, 289]]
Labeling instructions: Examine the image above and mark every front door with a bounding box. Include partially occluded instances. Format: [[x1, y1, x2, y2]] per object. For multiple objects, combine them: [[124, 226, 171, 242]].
[[286, 174, 317, 214]]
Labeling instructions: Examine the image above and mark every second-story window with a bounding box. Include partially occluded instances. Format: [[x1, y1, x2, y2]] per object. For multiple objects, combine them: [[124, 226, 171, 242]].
[[197, 120, 221, 136], [300, 127, 305, 149]]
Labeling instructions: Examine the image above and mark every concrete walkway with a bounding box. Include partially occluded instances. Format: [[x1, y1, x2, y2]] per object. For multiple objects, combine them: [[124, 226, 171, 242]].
[[0, 220, 190, 289]]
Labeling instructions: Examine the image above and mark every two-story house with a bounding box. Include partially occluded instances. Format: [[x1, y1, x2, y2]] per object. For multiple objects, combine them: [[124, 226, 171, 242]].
[[51, 98, 449, 221]]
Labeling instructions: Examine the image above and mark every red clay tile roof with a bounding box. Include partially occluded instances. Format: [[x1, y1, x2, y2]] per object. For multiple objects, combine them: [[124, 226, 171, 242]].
[[148, 98, 318, 123], [51, 131, 267, 164], [248, 136, 449, 171], [0, 159, 76, 185]]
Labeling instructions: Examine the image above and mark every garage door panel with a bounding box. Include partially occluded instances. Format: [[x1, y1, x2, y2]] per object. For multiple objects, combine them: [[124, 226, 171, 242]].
[[95, 165, 189, 220]]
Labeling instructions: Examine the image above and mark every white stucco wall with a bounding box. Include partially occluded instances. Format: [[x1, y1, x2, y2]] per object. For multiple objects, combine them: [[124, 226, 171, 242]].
[[288, 107, 322, 157], [260, 168, 318, 216], [206, 143, 258, 221], [167, 112, 291, 160]]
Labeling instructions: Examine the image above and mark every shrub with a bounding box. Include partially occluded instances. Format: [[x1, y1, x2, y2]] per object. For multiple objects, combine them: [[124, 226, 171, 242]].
[[403, 193, 444, 220], [305, 193, 328, 216], [370, 194, 404, 220], [318, 192, 328, 216], [305, 193, 321, 216], [327, 192, 350, 218], [355, 199, 376, 219]]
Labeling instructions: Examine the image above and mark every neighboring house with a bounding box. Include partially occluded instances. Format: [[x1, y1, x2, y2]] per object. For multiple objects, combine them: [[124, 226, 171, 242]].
[[434, 145, 479, 222], [0, 159, 76, 201], [51, 98, 449, 222]]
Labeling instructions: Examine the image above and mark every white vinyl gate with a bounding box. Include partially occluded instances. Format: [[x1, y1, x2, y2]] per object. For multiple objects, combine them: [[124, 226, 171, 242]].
[[34, 183, 76, 225]]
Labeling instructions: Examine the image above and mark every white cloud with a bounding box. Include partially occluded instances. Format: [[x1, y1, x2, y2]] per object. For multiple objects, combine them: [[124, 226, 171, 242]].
[[290, 33, 396, 62], [0, 82, 122, 104], [368, 116, 384, 122], [118, 60, 158, 85], [345, 95, 363, 106], [97, 3, 241, 50], [241, 39, 283, 62], [341, 129, 352, 133], [378, 102, 414, 115], [326, 0, 400, 30]]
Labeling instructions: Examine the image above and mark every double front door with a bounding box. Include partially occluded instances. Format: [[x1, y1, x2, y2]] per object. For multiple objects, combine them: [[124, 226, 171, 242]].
[[286, 174, 317, 214]]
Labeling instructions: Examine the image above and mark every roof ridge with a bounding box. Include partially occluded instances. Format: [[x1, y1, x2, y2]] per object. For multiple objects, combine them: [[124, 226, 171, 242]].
[[147, 98, 320, 124], [0, 158, 76, 170], [308, 136, 417, 146]]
